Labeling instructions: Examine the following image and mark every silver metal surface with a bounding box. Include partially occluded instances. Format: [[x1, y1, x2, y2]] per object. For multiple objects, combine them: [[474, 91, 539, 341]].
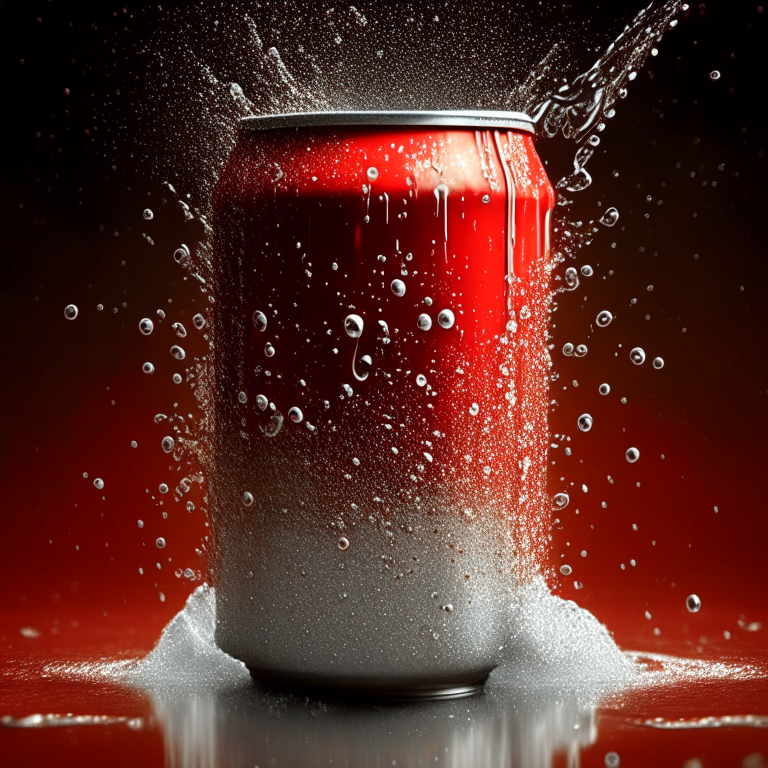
[[240, 109, 535, 134]]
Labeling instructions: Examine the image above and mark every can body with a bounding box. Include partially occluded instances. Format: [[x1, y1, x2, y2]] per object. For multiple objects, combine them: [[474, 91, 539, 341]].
[[210, 122, 555, 696]]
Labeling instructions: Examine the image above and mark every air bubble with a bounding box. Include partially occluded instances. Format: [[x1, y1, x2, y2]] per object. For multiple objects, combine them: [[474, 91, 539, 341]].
[[553, 492, 570, 510], [338, 536, 350, 550], [596, 310, 613, 327], [264, 343, 275, 357], [437, 309, 455, 329], [562, 343, 574, 357], [161, 436, 175, 453], [344, 314, 364, 338], [256, 394, 268, 411], [391, 279, 406, 297], [137, 520, 144, 528], [625, 447, 640, 463], [131, 441, 138, 448], [482, 194, 490, 203], [599, 207, 619, 227], [253, 311, 267, 332], [242, 492, 254, 507], [64, 304, 78, 320], [416, 374, 427, 387], [599, 383, 611, 395], [565, 267, 579, 288], [143, 209, 154, 221], [469, 403, 480, 416], [238, 391, 247, 404], [630, 347, 646, 365], [604, 752, 621, 768], [142, 362, 154, 374], [424, 297, 433, 306], [173, 245, 190, 264], [560, 564, 572, 576], [686, 594, 702, 613], [170, 345, 185, 361], [288, 407, 303, 423], [652, 357, 664, 369], [577, 414, 593, 432], [580, 265, 593, 277], [139, 318, 154, 336], [172, 373, 182, 384], [156, 537, 166, 549], [709, 70, 721, 81], [574, 344, 588, 358], [159, 483, 169, 494], [93, 478, 104, 490], [417, 313, 432, 331], [366, 167, 379, 181]]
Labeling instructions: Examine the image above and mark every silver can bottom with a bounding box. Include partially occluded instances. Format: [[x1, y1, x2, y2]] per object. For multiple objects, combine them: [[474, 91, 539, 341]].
[[249, 668, 487, 701]]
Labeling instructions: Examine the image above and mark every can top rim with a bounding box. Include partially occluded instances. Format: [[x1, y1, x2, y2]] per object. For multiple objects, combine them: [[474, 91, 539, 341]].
[[240, 110, 535, 134]]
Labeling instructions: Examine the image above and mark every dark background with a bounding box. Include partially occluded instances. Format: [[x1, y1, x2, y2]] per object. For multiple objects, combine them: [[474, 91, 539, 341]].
[[0, 0, 766, 661]]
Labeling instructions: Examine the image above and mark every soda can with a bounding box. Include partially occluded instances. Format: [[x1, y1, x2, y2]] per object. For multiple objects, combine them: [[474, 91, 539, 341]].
[[210, 110, 555, 699]]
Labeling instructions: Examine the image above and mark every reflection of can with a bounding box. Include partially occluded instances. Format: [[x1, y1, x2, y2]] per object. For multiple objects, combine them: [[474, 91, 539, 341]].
[[210, 111, 555, 699]]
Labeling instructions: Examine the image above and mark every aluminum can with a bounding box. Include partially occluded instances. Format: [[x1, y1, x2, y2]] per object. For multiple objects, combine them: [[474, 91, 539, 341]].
[[210, 111, 555, 699]]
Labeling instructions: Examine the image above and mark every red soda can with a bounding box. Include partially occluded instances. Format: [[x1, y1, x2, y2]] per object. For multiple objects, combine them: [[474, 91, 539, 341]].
[[210, 111, 555, 699]]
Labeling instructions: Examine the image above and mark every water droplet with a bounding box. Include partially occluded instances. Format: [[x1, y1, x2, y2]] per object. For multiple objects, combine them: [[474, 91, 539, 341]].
[[560, 564, 572, 576], [604, 752, 621, 768], [143, 208, 154, 220], [437, 309, 455, 329], [366, 167, 379, 182], [93, 478, 104, 490], [417, 313, 432, 331], [577, 413, 593, 432], [562, 343, 574, 357], [652, 357, 664, 369], [553, 492, 570, 510], [155, 537, 166, 549], [630, 347, 646, 365], [161, 436, 175, 454], [482, 194, 490, 204], [469, 403, 480, 416], [625, 447, 640, 463], [391, 279, 406, 297], [599, 207, 619, 226], [159, 483, 169, 494], [338, 536, 350, 550], [599, 383, 611, 395], [709, 70, 721, 81], [574, 344, 588, 358], [238, 391, 247, 404], [172, 373, 182, 384], [344, 314, 364, 338], [580, 265, 593, 277], [686, 594, 702, 613], [142, 362, 154, 374], [171, 322, 187, 339], [64, 304, 78, 320], [170, 345, 186, 361], [242, 491, 254, 507], [253, 311, 267, 332], [139, 318, 154, 336], [596, 310, 613, 327], [565, 267, 579, 289], [256, 394, 268, 411], [264, 342, 275, 357], [288, 406, 303, 423]]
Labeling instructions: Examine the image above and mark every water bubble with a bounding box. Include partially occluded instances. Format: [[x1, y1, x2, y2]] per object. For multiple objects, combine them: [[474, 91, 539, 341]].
[[577, 413, 593, 432], [172, 373, 182, 384], [560, 564, 572, 576], [256, 394, 268, 411], [93, 478, 104, 490], [652, 357, 664, 369], [709, 70, 721, 81], [391, 279, 406, 297], [599, 207, 620, 226], [170, 345, 185, 361], [580, 265, 594, 277], [344, 314, 364, 338], [288, 407, 303, 423], [604, 752, 621, 768], [630, 347, 646, 365], [482, 194, 490, 204], [131, 441, 138, 448], [143, 209, 154, 221], [238, 391, 247, 404], [562, 343, 574, 357], [161, 436, 175, 453], [172, 322, 187, 338], [469, 403, 480, 416], [596, 310, 613, 327], [599, 383, 611, 395], [242, 491, 254, 507], [625, 447, 640, 463], [142, 362, 154, 374], [437, 309, 455, 329], [159, 483, 169, 494], [553, 492, 570, 510], [424, 297, 433, 306], [338, 536, 350, 550], [574, 344, 588, 358], [565, 267, 579, 289], [253, 311, 267, 332], [417, 313, 432, 331], [155, 537, 166, 549], [686, 594, 702, 613], [416, 374, 427, 387], [264, 343, 275, 357], [64, 304, 78, 320], [366, 167, 379, 182], [139, 318, 154, 336]]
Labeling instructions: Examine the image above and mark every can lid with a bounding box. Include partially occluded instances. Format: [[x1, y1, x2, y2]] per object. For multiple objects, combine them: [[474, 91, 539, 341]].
[[240, 110, 534, 134]]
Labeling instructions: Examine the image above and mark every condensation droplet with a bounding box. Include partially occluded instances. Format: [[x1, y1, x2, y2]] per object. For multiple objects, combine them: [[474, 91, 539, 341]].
[[553, 492, 570, 510], [170, 345, 185, 361], [344, 314, 364, 338], [93, 478, 104, 490], [652, 357, 664, 369], [143, 208, 154, 221], [630, 347, 646, 365], [469, 403, 480, 416], [253, 311, 267, 332], [599, 207, 619, 226], [64, 304, 78, 320], [288, 406, 303, 423], [256, 394, 268, 411], [686, 594, 702, 613], [437, 309, 455, 329], [338, 536, 350, 550], [161, 436, 175, 453], [155, 537, 166, 549], [391, 279, 406, 297], [599, 383, 611, 395], [625, 447, 640, 463], [596, 310, 613, 327], [577, 413, 593, 432], [142, 362, 154, 374], [139, 318, 154, 336], [264, 342, 275, 357], [417, 313, 432, 331], [242, 491, 254, 507]]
